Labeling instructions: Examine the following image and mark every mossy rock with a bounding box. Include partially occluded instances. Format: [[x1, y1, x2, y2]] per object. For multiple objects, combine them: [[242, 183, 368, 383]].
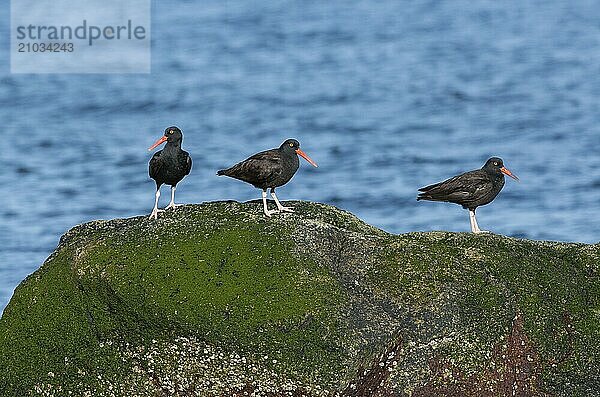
[[0, 201, 598, 396]]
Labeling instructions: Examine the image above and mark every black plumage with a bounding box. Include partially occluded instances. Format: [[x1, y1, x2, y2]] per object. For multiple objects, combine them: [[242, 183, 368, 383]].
[[148, 126, 192, 219], [417, 157, 518, 233], [217, 139, 318, 216], [218, 142, 299, 189]]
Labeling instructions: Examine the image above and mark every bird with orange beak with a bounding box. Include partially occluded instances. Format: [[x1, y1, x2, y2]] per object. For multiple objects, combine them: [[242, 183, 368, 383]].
[[148, 126, 192, 219], [217, 139, 318, 217], [417, 157, 519, 233]]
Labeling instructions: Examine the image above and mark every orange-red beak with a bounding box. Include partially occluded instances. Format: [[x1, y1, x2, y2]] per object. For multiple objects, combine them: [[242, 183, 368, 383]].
[[500, 166, 519, 181], [295, 148, 318, 167], [148, 135, 168, 151]]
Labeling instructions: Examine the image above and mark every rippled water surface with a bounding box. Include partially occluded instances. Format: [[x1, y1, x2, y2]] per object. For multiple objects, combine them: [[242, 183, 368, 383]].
[[1, 0, 599, 310]]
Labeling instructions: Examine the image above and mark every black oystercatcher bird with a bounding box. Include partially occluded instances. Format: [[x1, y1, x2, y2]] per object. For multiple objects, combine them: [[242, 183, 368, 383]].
[[148, 126, 192, 220], [417, 157, 519, 233], [217, 139, 318, 217]]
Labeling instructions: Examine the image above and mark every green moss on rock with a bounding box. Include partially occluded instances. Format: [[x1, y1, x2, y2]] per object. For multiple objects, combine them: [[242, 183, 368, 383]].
[[0, 201, 598, 396]]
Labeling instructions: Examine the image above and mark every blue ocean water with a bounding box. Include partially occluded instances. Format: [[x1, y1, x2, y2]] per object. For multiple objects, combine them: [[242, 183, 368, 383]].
[[1, 0, 599, 311]]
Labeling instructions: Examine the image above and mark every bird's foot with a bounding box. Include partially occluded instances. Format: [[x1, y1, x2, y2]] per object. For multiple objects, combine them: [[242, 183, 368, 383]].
[[165, 203, 183, 210], [276, 206, 295, 213], [149, 209, 165, 220], [473, 230, 491, 234], [263, 209, 278, 217]]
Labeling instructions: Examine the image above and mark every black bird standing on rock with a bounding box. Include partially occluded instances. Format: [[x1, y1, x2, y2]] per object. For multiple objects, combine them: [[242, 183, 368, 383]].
[[417, 157, 519, 233], [217, 139, 318, 217], [148, 126, 192, 220]]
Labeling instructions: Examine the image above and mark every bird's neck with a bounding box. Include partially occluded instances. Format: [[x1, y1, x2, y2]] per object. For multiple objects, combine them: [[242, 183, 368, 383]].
[[280, 148, 295, 158], [279, 148, 297, 164], [488, 170, 504, 182], [163, 141, 181, 152]]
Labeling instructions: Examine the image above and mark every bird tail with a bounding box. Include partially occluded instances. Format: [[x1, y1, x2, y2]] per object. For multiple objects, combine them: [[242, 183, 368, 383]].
[[217, 169, 226, 176], [416, 183, 443, 201], [418, 181, 443, 192], [416, 190, 448, 202]]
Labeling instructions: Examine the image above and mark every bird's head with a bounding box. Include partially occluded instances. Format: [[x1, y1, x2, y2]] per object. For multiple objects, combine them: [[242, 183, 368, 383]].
[[484, 157, 519, 180], [148, 126, 183, 151], [280, 139, 318, 167]]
